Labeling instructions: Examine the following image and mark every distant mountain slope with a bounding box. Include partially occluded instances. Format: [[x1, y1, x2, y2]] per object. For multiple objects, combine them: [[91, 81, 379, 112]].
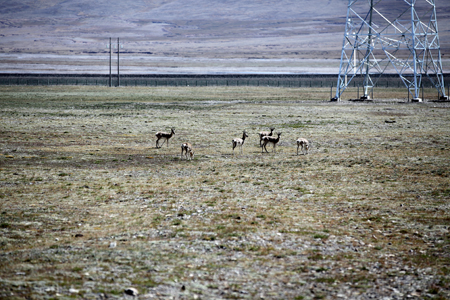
[[0, 0, 346, 20], [0, 0, 448, 73]]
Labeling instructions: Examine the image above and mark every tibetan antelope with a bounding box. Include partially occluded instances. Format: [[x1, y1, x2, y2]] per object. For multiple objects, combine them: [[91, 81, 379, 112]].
[[232, 130, 249, 154], [259, 127, 275, 146], [181, 142, 194, 160], [296, 138, 309, 155], [262, 132, 282, 153], [155, 128, 175, 148]]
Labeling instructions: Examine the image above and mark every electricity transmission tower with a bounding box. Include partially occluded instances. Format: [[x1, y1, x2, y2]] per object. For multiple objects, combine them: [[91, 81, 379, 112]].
[[333, 0, 448, 101]]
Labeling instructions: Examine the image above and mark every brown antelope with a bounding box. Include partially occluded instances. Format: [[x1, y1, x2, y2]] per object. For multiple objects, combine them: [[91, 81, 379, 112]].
[[259, 127, 275, 146], [296, 138, 309, 155], [155, 128, 175, 148], [262, 132, 282, 153], [232, 130, 249, 154], [181, 142, 194, 160]]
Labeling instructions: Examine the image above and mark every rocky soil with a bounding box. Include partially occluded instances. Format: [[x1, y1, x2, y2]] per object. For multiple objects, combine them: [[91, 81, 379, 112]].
[[0, 86, 449, 299]]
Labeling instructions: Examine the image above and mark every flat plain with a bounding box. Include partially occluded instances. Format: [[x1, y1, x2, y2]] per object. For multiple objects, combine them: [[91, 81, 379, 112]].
[[1, 86, 450, 299]]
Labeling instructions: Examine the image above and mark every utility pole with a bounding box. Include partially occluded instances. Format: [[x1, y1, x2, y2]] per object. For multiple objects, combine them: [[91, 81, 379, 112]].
[[107, 38, 123, 87], [117, 37, 120, 87], [109, 37, 112, 87]]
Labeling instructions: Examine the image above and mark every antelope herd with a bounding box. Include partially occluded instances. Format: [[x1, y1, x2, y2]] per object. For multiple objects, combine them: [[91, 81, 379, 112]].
[[156, 128, 309, 160]]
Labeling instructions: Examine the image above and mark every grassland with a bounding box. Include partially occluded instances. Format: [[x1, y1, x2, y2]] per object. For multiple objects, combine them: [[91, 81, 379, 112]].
[[1, 86, 450, 299]]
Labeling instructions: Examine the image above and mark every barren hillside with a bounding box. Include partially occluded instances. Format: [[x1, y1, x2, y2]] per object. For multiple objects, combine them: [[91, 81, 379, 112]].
[[0, 0, 449, 73]]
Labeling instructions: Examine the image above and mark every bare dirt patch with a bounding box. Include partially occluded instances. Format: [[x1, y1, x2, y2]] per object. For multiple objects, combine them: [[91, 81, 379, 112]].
[[1, 86, 450, 299]]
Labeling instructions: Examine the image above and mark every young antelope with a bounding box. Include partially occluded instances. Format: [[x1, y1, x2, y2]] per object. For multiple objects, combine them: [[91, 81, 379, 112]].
[[296, 138, 309, 155], [232, 131, 249, 154], [181, 142, 194, 160]]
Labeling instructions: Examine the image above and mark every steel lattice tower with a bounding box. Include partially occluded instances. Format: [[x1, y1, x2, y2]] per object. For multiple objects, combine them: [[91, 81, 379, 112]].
[[333, 0, 448, 101]]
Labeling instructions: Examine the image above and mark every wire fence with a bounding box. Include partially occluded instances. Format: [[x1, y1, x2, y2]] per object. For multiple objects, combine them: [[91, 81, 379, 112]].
[[0, 75, 339, 88], [0, 74, 449, 100], [1, 74, 448, 88]]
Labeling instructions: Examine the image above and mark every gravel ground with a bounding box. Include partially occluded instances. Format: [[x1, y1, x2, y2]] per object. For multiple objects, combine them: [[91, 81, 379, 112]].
[[0, 86, 449, 299]]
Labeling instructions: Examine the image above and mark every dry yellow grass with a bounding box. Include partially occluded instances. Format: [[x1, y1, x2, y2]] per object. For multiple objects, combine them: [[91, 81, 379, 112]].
[[1, 86, 449, 299]]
